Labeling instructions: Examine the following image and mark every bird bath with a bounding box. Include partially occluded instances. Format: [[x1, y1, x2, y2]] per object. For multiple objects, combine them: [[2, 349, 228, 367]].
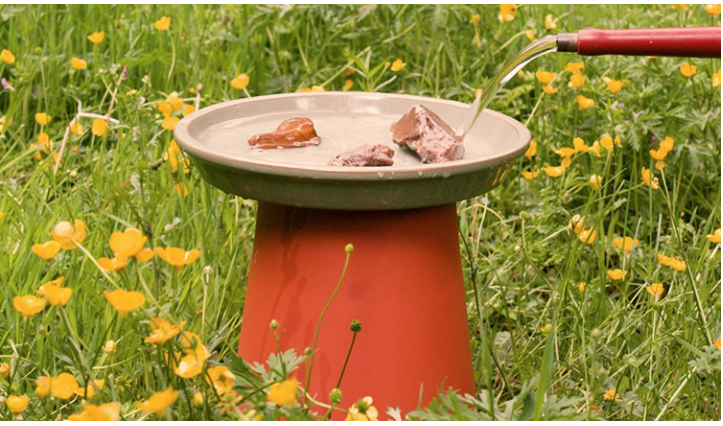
[[174, 92, 530, 416]]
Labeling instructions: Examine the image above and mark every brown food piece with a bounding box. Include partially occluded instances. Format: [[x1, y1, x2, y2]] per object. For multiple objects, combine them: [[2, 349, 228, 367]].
[[328, 144, 395, 167], [389, 105, 464, 163], [248, 117, 321, 149]]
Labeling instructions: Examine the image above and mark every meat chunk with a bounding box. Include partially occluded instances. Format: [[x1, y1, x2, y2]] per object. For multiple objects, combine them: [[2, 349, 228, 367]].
[[248, 117, 321, 149], [389, 105, 464, 163], [328, 144, 395, 167]]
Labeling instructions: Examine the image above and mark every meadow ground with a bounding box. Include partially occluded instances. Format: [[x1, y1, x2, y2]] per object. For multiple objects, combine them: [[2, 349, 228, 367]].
[[0, 4, 720, 421]]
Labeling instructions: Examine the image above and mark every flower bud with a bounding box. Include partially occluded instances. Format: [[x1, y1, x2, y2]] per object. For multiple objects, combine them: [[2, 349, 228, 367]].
[[104, 340, 117, 353], [345, 243, 354, 254], [270, 319, 279, 330], [193, 392, 205, 407], [590, 328, 602, 342], [203, 265, 213, 275], [349, 320, 362, 333], [329, 388, 342, 404]]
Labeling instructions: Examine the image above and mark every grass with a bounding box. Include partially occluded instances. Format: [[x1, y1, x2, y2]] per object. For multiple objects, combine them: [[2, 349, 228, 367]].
[[0, 4, 720, 421]]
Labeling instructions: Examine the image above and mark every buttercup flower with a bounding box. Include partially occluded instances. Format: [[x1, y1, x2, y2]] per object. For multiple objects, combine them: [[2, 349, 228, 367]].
[[603, 389, 619, 401], [154, 247, 201, 269], [344, 79, 354, 90], [568, 72, 585, 88], [543, 165, 565, 177], [168, 140, 190, 174], [0, 362, 9, 378], [145, 317, 186, 344], [75, 380, 105, 398], [716, 338, 722, 350], [69, 403, 120, 421], [6, 395, 29, 415], [92, 118, 108, 136], [166, 92, 184, 113], [230, 73, 250, 90], [43, 284, 72, 306], [174, 352, 204, 379], [138, 387, 179, 417], [577, 227, 597, 245], [1, 49, 15, 64], [182, 104, 195, 116], [267, 378, 298, 406], [71, 57, 87, 70], [13, 295, 46, 319], [713, 69, 721, 87], [206, 366, 236, 395], [469, 14, 481, 24], [604, 79, 623, 94], [524, 139, 537, 159], [161, 116, 179, 131], [535, 71, 556, 84], [646, 283, 665, 298], [525, 30, 536, 41], [613, 236, 639, 254], [109, 227, 154, 259], [35, 113, 52, 126], [576, 95, 594, 110], [598, 135, 621, 152], [498, 4, 516, 22], [98, 255, 128, 272], [704, 4, 721, 15], [542, 85, 558, 95], [52, 373, 81, 400], [606, 269, 627, 281], [679, 63, 697, 78], [32, 241, 61, 260], [345, 396, 379, 421], [52, 219, 87, 249], [36, 376, 52, 397], [707, 228, 721, 244], [565, 62, 585, 73], [301, 85, 325, 92], [657, 253, 686, 271], [87, 31, 105, 44], [103, 289, 145, 316], [544, 14, 557, 30], [522, 170, 539, 181], [104, 340, 117, 353], [589, 174, 602, 190], [154, 16, 171, 31], [179, 331, 210, 362], [391, 58, 405, 72], [70, 121, 84, 135], [641, 167, 659, 189]]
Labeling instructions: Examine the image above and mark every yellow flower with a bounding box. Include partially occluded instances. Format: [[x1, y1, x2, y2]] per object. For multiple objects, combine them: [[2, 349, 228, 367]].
[[174, 352, 204, 379], [544, 14, 557, 30], [154, 16, 171, 31], [154, 247, 201, 269], [206, 366, 236, 395], [469, 14, 481, 24], [36, 376, 52, 397], [713, 69, 721, 87], [707, 228, 721, 244], [543, 165, 565, 177], [161, 116, 180, 131], [174, 182, 189, 197], [301, 85, 325, 93], [52, 373, 81, 400], [498, 4, 516, 22], [524, 139, 537, 159], [35, 112, 52, 126], [345, 396, 379, 421], [344, 79, 353, 90], [669, 259, 687, 271], [230, 73, 250, 90], [715, 338, 721, 350], [75, 380, 105, 399], [679, 63, 697, 78], [13, 295, 46, 319], [168, 140, 190, 174], [657, 253, 674, 266], [576, 95, 594, 110], [138, 387, 179, 417], [659, 136, 674, 152], [6, 395, 29, 414], [577, 227, 597, 245], [98, 255, 128, 272], [568, 72, 586, 88], [525, 30, 536, 41], [565, 62, 585, 73], [91, 118, 107, 136], [267, 378, 298, 406], [71, 57, 87, 70], [599, 135, 614, 151], [521, 170, 540, 181], [568, 215, 585, 235], [32, 241, 61, 260], [193, 392, 204, 407], [182, 104, 195, 117], [104, 340, 117, 353], [613, 237, 639, 254], [1, 49, 15, 64], [391, 58, 405, 72], [641, 167, 659, 190], [474, 88, 483, 98], [70, 121, 84, 135], [166, 92, 184, 114], [649, 147, 669, 161], [603, 389, 619, 401], [158, 101, 173, 118], [103, 289, 145, 316], [589, 174, 602, 190], [69, 402, 120, 421], [87, 31, 105, 44], [552, 146, 576, 158], [52, 219, 87, 250], [109, 227, 149, 258], [535, 71, 557, 84], [606, 269, 627, 281], [43, 284, 72, 307], [179, 331, 210, 362], [704, 4, 721, 15], [578, 282, 586, 293], [145, 317, 186, 344], [542, 85, 559, 95], [605, 79, 623, 94], [0, 362, 10, 378], [646, 283, 665, 298]]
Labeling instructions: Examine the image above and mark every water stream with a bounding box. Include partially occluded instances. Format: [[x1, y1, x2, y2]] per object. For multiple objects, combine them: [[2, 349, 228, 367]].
[[455, 36, 559, 139]]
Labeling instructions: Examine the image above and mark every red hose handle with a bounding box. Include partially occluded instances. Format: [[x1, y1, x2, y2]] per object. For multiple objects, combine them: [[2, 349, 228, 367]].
[[558, 27, 721, 58]]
